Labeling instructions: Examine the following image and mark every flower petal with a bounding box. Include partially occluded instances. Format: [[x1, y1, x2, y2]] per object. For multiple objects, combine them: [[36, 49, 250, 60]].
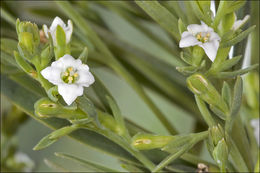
[[43, 24, 49, 38], [50, 16, 66, 32], [232, 15, 250, 31], [52, 54, 82, 69], [77, 65, 95, 87], [58, 84, 83, 105], [209, 31, 221, 41], [41, 66, 63, 85], [199, 40, 219, 62], [65, 20, 73, 44], [179, 34, 201, 48]]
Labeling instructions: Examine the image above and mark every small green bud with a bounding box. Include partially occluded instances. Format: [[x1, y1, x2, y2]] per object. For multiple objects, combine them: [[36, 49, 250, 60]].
[[187, 73, 229, 114], [209, 124, 225, 146], [192, 46, 204, 66], [34, 98, 86, 120], [212, 138, 229, 172], [131, 133, 173, 150], [16, 19, 40, 56], [98, 112, 124, 136]]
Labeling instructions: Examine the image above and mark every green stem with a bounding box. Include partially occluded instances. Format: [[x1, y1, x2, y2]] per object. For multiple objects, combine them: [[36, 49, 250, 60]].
[[56, 1, 177, 135], [82, 125, 156, 171]]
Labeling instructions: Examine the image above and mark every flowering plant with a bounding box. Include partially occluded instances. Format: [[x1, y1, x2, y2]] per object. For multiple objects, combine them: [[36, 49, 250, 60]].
[[1, 1, 259, 172]]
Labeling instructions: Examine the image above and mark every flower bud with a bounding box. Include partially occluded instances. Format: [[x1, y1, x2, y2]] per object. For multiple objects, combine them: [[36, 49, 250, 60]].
[[131, 133, 173, 150], [187, 73, 229, 114], [16, 19, 40, 56], [34, 97, 86, 120], [219, 12, 236, 35], [98, 112, 124, 136], [212, 138, 229, 172], [209, 124, 225, 146]]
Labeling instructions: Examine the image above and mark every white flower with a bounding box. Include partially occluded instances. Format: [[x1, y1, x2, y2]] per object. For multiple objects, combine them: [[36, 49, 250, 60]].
[[179, 22, 221, 62], [41, 54, 95, 105], [232, 15, 250, 31], [43, 16, 73, 46], [251, 118, 260, 146]]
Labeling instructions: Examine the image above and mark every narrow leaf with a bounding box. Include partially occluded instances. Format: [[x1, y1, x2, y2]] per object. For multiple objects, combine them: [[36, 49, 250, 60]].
[[209, 104, 226, 120], [230, 76, 243, 117], [33, 133, 58, 150], [220, 25, 256, 48], [55, 152, 119, 172], [222, 82, 232, 108], [44, 159, 70, 172], [135, 0, 180, 41], [214, 64, 259, 78], [218, 55, 242, 72]]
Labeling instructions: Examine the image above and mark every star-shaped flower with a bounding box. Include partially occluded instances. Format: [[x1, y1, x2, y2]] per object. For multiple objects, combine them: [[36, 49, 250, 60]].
[[43, 16, 73, 46], [41, 54, 95, 105], [179, 22, 221, 62]]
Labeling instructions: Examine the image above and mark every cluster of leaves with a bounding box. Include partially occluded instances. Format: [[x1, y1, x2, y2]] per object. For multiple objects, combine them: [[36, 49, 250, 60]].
[[1, 1, 259, 172]]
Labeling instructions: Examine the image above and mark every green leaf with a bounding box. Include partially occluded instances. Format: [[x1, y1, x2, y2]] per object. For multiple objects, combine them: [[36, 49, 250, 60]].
[[78, 47, 88, 63], [76, 94, 100, 127], [218, 55, 242, 72], [213, 64, 259, 78], [33, 133, 58, 150], [220, 25, 256, 48], [176, 66, 199, 76], [91, 4, 182, 67], [155, 131, 208, 172], [180, 51, 193, 65], [194, 96, 216, 127], [135, 0, 180, 41], [189, 1, 211, 25], [49, 125, 80, 139], [55, 152, 119, 172], [13, 51, 36, 76], [106, 95, 130, 139], [222, 82, 232, 108], [44, 159, 70, 172], [230, 76, 243, 117], [178, 19, 186, 36], [209, 104, 226, 120]]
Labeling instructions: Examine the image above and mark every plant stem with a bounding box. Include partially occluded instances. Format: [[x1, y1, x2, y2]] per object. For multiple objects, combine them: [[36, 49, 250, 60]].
[[82, 125, 156, 171]]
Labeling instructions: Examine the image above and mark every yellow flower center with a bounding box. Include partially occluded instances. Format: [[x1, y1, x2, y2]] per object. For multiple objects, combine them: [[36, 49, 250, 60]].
[[61, 67, 79, 84], [196, 32, 210, 43]]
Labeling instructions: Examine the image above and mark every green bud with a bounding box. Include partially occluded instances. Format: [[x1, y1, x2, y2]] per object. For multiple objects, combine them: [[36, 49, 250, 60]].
[[131, 133, 173, 150], [16, 19, 40, 56], [54, 25, 70, 59], [187, 73, 229, 114], [209, 124, 225, 146], [34, 98, 86, 120], [192, 46, 204, 66], [212, 138, 229, 172], [98, 111, 124, 136], [41, 45, 53, 67]]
